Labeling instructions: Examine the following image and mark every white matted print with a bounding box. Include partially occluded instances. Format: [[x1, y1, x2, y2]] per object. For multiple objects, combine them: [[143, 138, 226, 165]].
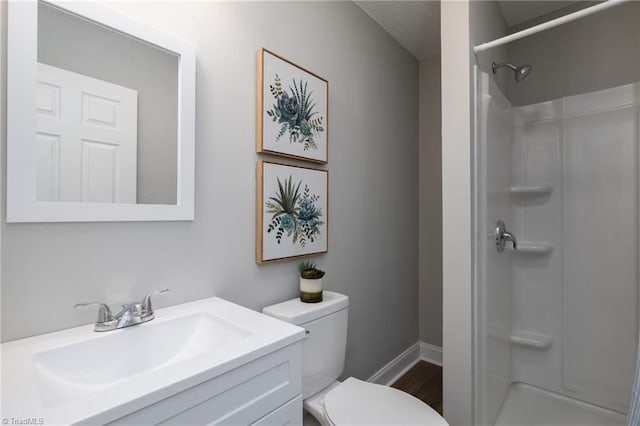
[[257, 161, 328, 263], [257, 48, 328, 163]]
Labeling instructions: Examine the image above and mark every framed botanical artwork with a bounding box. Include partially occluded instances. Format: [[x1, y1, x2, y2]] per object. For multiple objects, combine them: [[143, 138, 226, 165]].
[[256, 160, 328, 263], [257, 48, 328, 164]]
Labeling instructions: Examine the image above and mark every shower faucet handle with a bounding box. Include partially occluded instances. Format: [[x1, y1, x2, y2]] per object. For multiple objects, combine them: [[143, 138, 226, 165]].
[[495, 220, 518, 252]]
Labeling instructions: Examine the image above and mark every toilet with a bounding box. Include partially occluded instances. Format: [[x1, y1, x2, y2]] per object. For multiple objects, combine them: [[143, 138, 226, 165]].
[[263, 291, 449, 425]]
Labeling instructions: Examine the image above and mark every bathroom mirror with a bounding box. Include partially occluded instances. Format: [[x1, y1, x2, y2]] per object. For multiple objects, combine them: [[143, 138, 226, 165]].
[[7, 0, 195, 222]]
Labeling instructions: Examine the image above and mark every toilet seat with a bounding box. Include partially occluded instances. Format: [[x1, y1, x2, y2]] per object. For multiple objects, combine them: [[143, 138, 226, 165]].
[[323, 377, 449, 425]]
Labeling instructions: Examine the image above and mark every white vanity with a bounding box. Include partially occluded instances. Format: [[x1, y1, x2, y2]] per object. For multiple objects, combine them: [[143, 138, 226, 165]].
[[1, 298, 305, 425]]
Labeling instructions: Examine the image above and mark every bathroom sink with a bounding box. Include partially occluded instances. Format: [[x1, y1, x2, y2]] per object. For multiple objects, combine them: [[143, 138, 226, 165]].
[[33, 312, 253, 408], [2, 297, 304, 424]]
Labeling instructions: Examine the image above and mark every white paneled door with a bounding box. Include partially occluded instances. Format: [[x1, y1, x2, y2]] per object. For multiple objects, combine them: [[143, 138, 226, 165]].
[[36, 63, 138, 203]]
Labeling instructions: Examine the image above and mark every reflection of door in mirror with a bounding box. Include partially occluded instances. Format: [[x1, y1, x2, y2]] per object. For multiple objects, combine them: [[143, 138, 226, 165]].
[[36, 63, 138, 203], [37, 0, 179, 206]]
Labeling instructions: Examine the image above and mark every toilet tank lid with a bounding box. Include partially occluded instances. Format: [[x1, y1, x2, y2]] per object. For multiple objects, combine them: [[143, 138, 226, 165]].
[[262, 291, 349, 325]]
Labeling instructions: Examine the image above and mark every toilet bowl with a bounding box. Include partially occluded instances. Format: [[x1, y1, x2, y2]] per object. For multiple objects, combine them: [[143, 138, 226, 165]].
[[262, 291, 449, 426], [306, 377, 448, 425]]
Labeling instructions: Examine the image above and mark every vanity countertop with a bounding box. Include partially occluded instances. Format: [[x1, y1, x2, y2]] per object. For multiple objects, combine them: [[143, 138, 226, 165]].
[[1, 296, 305, 425]]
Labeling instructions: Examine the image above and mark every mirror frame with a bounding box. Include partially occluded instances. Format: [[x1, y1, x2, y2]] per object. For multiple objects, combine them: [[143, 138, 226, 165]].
[[7, 0, 196, 222]]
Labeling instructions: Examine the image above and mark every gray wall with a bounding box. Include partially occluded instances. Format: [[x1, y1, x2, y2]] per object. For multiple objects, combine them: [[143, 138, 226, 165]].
[[507, 1, 640, 106], [418, 55, 442, 347], [38, 2, 179, 205], [418, 0, 507, 354], [1, 1, 419, 381]]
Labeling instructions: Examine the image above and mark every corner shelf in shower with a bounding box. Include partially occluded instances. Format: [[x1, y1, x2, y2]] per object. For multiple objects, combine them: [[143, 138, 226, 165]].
[[514, 242, 553, 254], [509, 185, 552, 195], [510, 330, 553, 349]]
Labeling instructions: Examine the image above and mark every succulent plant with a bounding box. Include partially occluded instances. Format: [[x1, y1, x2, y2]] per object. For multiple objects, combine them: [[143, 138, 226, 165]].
[[299, 260, 325, 279]]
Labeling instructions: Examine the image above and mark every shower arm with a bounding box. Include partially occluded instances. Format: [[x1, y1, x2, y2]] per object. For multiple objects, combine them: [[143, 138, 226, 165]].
[[492, 62, 517, 73]]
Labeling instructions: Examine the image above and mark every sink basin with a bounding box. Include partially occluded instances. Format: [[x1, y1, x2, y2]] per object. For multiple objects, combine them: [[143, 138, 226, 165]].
[[1, 297, 304, 424], [33, 312, 253, 408]]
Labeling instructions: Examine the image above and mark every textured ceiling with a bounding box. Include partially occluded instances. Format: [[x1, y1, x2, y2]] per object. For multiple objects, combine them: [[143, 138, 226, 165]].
[[354, 0, 441, 60], [497, 1, 581, 27], [354, 1, 585, 61]]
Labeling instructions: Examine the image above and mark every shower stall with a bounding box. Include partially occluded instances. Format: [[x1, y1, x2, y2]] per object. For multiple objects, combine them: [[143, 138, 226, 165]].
[[473, 1, 640, 425]]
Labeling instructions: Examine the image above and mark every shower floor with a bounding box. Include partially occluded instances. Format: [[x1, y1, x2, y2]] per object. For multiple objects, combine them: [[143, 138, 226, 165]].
[[494, 383, 627, 426]]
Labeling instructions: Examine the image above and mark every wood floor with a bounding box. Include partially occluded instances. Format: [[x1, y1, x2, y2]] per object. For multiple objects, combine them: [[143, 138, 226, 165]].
[[391, 360, 443, 415]]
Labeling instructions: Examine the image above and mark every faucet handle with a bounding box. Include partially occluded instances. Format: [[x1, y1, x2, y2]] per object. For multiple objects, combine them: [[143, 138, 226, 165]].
[[141, 288, 169, 314], [74, 302, 114, 323]]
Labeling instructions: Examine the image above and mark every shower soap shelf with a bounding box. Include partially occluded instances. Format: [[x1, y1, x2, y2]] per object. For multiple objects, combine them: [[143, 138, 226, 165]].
[[509, 185, 552, 195], [510, 331, 552, 349], [513, 242, 553, 254]]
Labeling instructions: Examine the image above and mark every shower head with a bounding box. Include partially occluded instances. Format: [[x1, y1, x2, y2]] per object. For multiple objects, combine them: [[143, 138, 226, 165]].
[[492, 62, 532, 82], [515, 64, 532, 82]]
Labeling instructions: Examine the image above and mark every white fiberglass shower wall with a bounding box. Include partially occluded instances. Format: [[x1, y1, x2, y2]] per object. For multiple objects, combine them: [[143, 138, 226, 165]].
[[475, 70, 513, 426], [474, 3, 639, 424], [476, 76, 639, 426], [510, 82, 639, 412]]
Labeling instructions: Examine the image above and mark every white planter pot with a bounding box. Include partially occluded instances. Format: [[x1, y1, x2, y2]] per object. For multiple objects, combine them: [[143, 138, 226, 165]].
[[299, 277, 323, 303]]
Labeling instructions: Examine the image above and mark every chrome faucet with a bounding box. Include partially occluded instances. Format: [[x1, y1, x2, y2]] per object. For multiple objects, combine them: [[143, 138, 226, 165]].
[[75, 288, 169, 332]]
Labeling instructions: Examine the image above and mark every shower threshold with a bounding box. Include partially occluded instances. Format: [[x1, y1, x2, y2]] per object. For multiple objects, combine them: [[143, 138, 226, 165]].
[[494, 382, 627, 426]]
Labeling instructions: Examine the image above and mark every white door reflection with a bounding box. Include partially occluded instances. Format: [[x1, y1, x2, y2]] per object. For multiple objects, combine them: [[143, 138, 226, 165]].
[[36, 63, 138, 203]]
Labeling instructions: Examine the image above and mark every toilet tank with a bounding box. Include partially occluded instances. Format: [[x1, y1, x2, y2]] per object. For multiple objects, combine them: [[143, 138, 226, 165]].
[[263, 291, 349, 398]]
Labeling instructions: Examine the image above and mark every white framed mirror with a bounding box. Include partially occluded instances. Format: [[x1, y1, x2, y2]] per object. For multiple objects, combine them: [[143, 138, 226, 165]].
[[7, 0, 196, 222]]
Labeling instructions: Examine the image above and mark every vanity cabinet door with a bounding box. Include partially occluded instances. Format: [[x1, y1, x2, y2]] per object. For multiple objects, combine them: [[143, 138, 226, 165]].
[[106, 343, 301, 425], [251, 395, 303, 426]]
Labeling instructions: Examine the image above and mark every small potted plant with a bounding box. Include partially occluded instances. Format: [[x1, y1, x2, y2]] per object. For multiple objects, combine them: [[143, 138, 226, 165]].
[[298, 260, 325, 303]]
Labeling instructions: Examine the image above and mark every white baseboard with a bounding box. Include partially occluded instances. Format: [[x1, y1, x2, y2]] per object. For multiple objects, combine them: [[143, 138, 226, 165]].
[[367, 341, 443, 386], [419, 341, 443, 366], [367, 342, 421, 385]]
